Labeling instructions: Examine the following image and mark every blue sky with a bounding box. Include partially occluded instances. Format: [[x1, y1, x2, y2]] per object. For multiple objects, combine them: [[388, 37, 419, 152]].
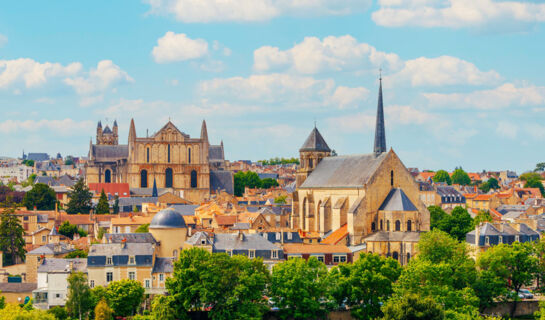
[[1, 0, 544, 173]]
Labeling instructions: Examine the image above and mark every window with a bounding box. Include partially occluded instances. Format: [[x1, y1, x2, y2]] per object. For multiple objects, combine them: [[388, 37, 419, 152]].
[[23, 216, 29, 221], [106, 257, 112, 265], [90, 280, 95, 288], [140, 170, 148, 188], [371, 222, 376, 231], [287, 232, 292, 240], [147, 148, 150, 163], [309, 158, 313, 168], [391, 170, 394, 186], [392, 251, 399, 261], [105, 169, 111, 183], [42, 235, 46, 242], [56, 293, 61, 298], [159, 274, 164, 281], [272, 250, 278, 259], [125, 226, 131, 233], [317, 256, 324, 263], [145, 279, 150, 288], [380, 220, 383, 230], [407, 253, 411, 263], [386, 220, 390, 231], [407, 220, 412, 232], [173, 250, 178, 259], [395, 220, 401, 231], [249, 250, 255, 259], [129, 256, 135, 265], [167, 144, 170, 163], [333, 256, 340, 263], [275, 232, 281, 241], [188, 148, 191, 164], [515, 235, 520, 242], [129, 272, 135, 280], [226, 250, 232, 257], [499, 236, 503, 244], [190, 170, 197, 188], [485, 236, 490, 245], [201, 239, 206, 245], [165, 168, 173, 188], [106, 272, 113, 283]]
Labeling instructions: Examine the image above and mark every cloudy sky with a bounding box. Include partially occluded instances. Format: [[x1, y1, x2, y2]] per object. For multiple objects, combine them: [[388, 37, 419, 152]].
[[1, 0, 544, 173]]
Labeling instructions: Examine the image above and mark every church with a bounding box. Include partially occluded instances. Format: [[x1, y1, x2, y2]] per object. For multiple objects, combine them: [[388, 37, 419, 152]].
[[291, 78, 430, 265], [85, 119, 233, 203]]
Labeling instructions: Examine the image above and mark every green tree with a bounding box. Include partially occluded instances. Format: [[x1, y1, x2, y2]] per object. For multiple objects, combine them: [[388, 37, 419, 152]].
[[112, 195, 119, 214], [270, 257, 329, 319], [473, 210, 492, 226], [0, 303, 55, 319], [23, 183, 56, 210], [520, 172, 543, 182], [525, 177, 545, 197], [234, 171, 245, 196], [234, 171, 263, 196], [328, 253, 401, 319], [151, 295, 176, 320], [382, 293, 444, 320], [47, 306, 68, 320], [135, 223, 149, 233], [106, 279, 145, 317], [260, 178, 279, 189], [433, 206, 474, 241], [66, 178, 93, 214], [64, 157, 74, 166], [0, 291, 5, 309], [432, 170, 451, 185], [0, 206, 26, 266], [274, 195, 287, 204], [536, 162, 545, 172], [95, 190, 110, 214], [487, 177, 499, 189], [65, 272, 92, 320], [477, 242, 538, 317], [94, 298, 113, 320], [451, 168, 471, 186], [428, 205, 447, 230], [58, 221, 80, 240], [22, 159, 35, 167], [64, 249, 88, 258]]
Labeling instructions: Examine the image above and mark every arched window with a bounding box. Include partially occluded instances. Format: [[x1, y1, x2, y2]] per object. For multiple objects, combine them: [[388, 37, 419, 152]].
[[392, 251, 399, 261], [407, 220, 412, 232], [104, 169, 111, 183], [165, 168, 173, 188], [371, 222, 376, 231], [167, 144, 171, 163], [391, 170, 394, 187], [406, 252, 411, 263], [386, 220, 390, 231], [380, 219, 383, 230], [190, 170, 197, 188], [147, 148, 150, 163], [309, 158, 313, 168], [188, 147, 192, 164], [395, 220, 401, 231], [140, 170, 148, 188]]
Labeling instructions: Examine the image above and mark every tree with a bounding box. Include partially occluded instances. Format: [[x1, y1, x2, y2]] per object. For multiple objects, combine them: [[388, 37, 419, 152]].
[[382, 293, 444, 320], [23, 183, 56, 210], [47, 306, 69, 320], [233, 171, 271, 196], [0, 206, 26, 266], [135, 223, 149, 233], [22, 159, 35, 167], [536, 162, 545, 172], [95, 190, 110, 214], [328, 253, 401, 319], [0, 303, 55, 319], [65, 249, 88, 258], [525, 177, 545, 197], [274, 195, 287, 204], [520, 172, 543, 182], [487, 177, 499, 190], [451, 168, 471, 186], [66, 272, 92, 320], [473, 210, 492, 226], [151, 295, 176, 320], [112, 196, 119, 214], [94, 298, 113, 320], [0, 291, 5, 309], [432, 170, 451, 185], [270, 257, 329, 319], [477, 242, 538, 317], [106, 279, 145, 317], [66, 178, 93, 214], [58, 221, 85, 240], [428, 205, 447, 230], [0, 186, 24, 204], [260, 178, 279, 189], [432, 206, 474, 241]]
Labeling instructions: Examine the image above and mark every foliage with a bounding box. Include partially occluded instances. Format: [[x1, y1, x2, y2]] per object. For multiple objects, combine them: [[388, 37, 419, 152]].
[[328, 253, 401, 319], [0, 291, 5, 309], [520, 172, 543, 182], [429, 206, 474, 241], [473, 210, 493, 225], [274, 195, 287, 204], [166, 248, 270, 320], [90, 285, 108, 313], [428, 205, 447, 230], [97, 227, 106, 240], [95, 190, 110, 214], [432, 170, 451, 185], [22, 159, 35, 167], [21, 174, 37, 188], [0, 206, 26, 266], [0, 186, 24, 204], [94, 298, 113, 320], [64, 249, 88, 258], [258, 157, 299, 165], [525, 177, 545, 197], [260, 178, 279, 189], [535, 239, 545, 293], [451, 168, 471, 186], [479, 177, 499, 193], [66, 178, 93, 214], [23, 183, 56, 210], [112, 195, 119, 214], [0, 303, 55, 320], [536, 162, 545, 172], [382, 293, 444, 320], [270, 257, 329, 319], [58, 221, 86, 240], [105, 279, 145, 317], [534, 301, 545, 320], [47, 306, 68, 320], [151, 295, 176, 320], [66, 272, 92, 320], [234, 171, 280, 195], [135, 223, 149, 233], [64, 157, 74, 166]]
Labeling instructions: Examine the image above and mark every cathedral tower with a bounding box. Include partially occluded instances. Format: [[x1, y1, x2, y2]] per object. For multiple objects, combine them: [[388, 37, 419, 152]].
[[296, 125, 331, 187]]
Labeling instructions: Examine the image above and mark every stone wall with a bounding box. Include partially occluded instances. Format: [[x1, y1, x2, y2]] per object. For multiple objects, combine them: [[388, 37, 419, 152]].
[[483, 300, 540, 317]]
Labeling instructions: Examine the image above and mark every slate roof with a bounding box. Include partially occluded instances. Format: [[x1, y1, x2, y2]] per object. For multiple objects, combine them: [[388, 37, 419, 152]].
[[88, 242, 155, 257], [496, 205, 529, 215], [0, 283, 37, 292], [37, 258, 87, 273], [102, 126, 112, 134], [209, 145, 224, 162], [149, 208, 187, 229], [27, 243, 75, 255], [210, 170, 234, 194], [379, 188, 418, 211], [104, 233, 157, 244], [258, 173, 279, 180], [300, 152, 388, 189], [35, 176, 56, 186], [167, 204, 198, 215], [299, 127, 331, 152], [231, 222, 250, 230], [37, 214, 50, 223], [211, 233, 281, 251], [91, 145, 128, 161], [130, 188, 170, 197], [118, 196, 158, 207], [27, 153, 49, 161], [363, 231, 421, 242], [152, 257, 174, 273], [185, 231, 213, 246]]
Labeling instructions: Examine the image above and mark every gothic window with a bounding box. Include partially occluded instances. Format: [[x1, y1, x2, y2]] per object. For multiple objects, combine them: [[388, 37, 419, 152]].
[[188, 148, 191, 164], [165, 168, 173, 188], [141, 170, 148, 188], [371, 222, 376, 231], [407, 220, 412, 232], [380, 219, 383, 230], [392, 251, 399, 261], [167, 144, 171, 163], [406, 252, 411, 262], [395, 220, 401, 231], [104, 169, 111, 183], [190, 170, 197, 188], [386, 220, 390, 231], [147, 148, 150, 163], [391, 170, 394, 187]]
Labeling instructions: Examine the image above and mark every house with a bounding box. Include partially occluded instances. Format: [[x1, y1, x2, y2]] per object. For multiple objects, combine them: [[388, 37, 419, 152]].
[[26, 243, 75, 284], [33, 258, 87, 310], [282, 243, 353, 267], [0, 283, 37, 304], [465, 194, 500, 211], [466, 222, 540, 255], [110, 215, 153, 233]]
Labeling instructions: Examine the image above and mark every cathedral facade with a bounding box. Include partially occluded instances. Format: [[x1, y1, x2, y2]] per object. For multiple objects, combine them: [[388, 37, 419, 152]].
[[86, 119, 232, 203], [291, 79, 430, 265]]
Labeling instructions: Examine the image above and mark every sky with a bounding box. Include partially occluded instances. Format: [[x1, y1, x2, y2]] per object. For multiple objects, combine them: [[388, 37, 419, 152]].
[[0, 0, 544, 173]]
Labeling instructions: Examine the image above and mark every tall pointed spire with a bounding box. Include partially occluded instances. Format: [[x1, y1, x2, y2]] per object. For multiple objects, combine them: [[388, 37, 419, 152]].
[[128, 118, 136, 142], [200, 119, 209, 144], [373, 72, 386, 155], [152, 178, 158, 197]]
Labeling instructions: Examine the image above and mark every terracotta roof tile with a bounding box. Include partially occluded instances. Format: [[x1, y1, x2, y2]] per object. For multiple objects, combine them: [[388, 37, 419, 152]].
[[321, 224, 348, 245], [283, 243, 351, 254]]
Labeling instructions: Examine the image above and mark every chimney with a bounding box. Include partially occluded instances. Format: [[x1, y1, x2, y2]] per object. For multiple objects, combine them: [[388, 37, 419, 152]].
[[238, 230, 244, 241], [121, 237, 127, 249], [188, 226, 192, 237]]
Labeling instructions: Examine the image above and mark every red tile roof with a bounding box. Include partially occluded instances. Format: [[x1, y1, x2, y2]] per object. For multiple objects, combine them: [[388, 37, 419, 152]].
[[88, 183, 130, 198], [322, 224, 348, 245], [214, 215, 238, 226], [283, 243, 351, 254]]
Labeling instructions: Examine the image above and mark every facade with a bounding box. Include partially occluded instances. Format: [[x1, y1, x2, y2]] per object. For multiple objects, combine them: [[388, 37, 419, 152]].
[[290, 79, 430, 264], [282, 243, 353, 267], [86, 119, 232, 203], [466, 222, 540, 255]]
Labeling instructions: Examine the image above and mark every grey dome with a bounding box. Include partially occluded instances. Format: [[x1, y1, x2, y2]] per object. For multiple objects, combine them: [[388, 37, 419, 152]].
[[150, 208, 186, 229]]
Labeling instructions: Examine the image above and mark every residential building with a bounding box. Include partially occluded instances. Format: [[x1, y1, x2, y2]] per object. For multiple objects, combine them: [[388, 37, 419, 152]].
[[282, 243, 353, 267]]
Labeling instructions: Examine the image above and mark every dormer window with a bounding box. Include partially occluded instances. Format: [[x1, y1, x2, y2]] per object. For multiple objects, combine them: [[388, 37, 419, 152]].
[[249, 250, 255, 259], [485, 236, 490, 245], [515, 235, 520, 242], [106, 256, 113, 265], [201, 239, 206, 245], [275, 232, 281, 241], [129, 256, 135, 265], [499, 236, 503, 244]]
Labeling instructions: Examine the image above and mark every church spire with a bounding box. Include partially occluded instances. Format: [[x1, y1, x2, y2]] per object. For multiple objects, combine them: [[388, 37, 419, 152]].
[[128, 118, 136, 142], [200, 119, 209, 144], [373, 73, 386, 155]]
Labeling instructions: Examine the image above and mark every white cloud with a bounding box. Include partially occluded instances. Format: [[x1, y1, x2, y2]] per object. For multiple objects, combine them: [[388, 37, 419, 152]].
[[329, 86, 370, 109], [386, 56, 501, 87], [145, 0, 371, 23], [64, 60, 133, 105], [0, 34, 7, 47], [424, 83, 545, 109], [0, 58, 81, 89], [496, 121, 518, 139], [152, 32, 209, 63], [0, 118, 94, 134], [372, 0, 545, 30], [254, 35, 402, 74]]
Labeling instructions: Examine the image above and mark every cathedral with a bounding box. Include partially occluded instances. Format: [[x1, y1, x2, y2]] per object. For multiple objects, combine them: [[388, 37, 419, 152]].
[[291, 78, 430, 265], [85, 119, 233, 203]]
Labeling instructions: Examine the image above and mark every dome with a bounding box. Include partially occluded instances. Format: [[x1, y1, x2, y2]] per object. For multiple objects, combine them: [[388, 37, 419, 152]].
[[149, 208, 186, 229]]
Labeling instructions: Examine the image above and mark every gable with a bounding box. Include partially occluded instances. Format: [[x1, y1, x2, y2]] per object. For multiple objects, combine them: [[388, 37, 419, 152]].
[[152, 121, 190, 142]]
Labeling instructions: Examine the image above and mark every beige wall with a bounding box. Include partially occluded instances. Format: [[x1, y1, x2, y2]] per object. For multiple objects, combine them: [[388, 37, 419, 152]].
[[149, 228, 188, 258]]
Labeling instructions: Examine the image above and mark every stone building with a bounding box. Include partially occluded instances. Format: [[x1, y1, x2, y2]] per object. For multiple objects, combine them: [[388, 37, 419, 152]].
[[291, 78, 430, 264], [86, 119, 233, 203]]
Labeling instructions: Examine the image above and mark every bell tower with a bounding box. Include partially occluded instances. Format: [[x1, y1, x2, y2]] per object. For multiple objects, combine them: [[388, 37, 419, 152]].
[[296, 125, 331, 187]]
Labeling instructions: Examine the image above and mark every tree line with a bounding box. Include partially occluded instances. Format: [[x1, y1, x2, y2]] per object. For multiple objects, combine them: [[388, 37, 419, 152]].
[[234, 171, 279, 196]]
